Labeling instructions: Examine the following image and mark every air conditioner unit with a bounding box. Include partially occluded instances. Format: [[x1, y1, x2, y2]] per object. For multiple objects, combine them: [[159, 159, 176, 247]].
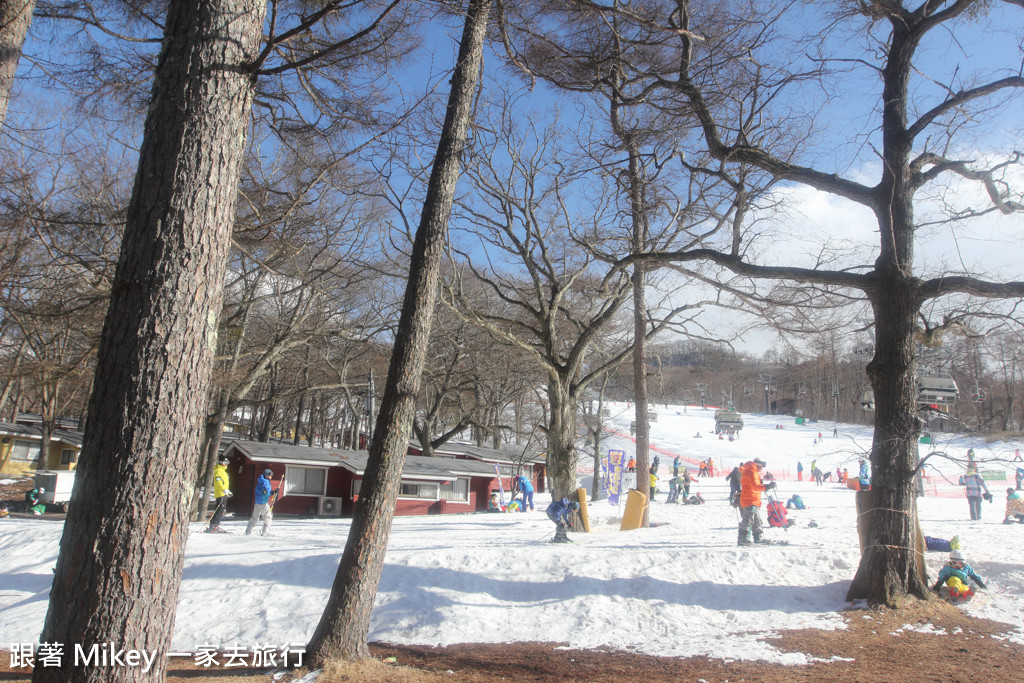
[[318, 496, 344, 516]]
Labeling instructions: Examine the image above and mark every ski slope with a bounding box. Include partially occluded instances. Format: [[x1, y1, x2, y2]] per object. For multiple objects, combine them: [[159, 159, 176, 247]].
[[1, 404, 1022, 665]]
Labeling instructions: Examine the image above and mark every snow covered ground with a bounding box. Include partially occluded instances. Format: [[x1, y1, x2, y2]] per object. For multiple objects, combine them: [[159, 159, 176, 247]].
[[1, 403, 1022, 664]]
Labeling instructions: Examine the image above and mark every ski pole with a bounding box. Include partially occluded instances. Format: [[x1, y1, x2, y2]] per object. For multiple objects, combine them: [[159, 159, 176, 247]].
[[767, 488, 789, 533]]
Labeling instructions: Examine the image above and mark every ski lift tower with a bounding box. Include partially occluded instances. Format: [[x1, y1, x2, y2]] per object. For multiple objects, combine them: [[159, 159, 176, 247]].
[[696, 382, 709, 410], [758, 374, 773, 415]]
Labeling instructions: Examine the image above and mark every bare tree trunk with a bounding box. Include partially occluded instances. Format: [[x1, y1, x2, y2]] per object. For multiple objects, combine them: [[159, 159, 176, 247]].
[[305, 0, 490, 664], [545, 375, 579, 499], [35, 377, 57, 469], [0, 0, 34, 127], [259, 400, 276, 442], [624, 136, 650, 521], [293, 391, 306, 445], [35, 0, 264, 678], [194, 387, 230, 522], [0, 338, 26, 420], [590, 379, 609, 501], [847, 287, 930, 604], [293, 346, 312, 444]]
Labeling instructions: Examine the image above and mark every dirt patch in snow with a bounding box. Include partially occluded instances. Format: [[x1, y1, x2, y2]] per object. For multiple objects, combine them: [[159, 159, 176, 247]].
[[2, 599, 1019, 682]]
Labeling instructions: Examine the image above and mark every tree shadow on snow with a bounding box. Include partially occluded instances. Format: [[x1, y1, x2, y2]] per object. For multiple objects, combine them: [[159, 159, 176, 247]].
[[369, 563, 850, 634]]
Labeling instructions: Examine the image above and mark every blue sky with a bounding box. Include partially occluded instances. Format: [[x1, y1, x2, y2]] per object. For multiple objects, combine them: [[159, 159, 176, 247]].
[[6, 1, 1021, 357]]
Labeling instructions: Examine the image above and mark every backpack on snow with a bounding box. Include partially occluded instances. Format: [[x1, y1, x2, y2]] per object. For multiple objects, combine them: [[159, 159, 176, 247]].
[[766, 500, 788, 528], [925, 536, 951, 552]]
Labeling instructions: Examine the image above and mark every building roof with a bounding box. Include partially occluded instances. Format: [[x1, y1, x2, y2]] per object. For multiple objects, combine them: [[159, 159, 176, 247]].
[[0, 422, 40, 438], [0, 423, 84, 447], [224, 440, 501, 481], [11, 414, 81, 430], [415, 440, 545, 466]]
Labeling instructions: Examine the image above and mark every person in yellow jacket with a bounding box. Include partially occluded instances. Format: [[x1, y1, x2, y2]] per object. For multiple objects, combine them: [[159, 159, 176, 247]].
[[206, 457, 232, 533], [738, 458, 776, 546]]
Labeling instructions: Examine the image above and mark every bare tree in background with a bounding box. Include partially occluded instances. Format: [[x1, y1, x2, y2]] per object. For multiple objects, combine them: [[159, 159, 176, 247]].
[[0, 136, 124, 462], [573, 0, 1024, 604], [495, 3, 763, 515], [446, 100, 704, 499]]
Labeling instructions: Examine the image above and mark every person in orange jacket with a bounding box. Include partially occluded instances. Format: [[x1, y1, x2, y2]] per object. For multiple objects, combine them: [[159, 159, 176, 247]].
[[738, 458, 776, 546]]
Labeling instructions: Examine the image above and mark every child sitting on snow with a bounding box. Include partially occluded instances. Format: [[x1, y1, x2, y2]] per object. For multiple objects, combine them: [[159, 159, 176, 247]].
[[932, 549, 987, 600], [786, 494, 806, 510], [1004, 487, 1024, 524]]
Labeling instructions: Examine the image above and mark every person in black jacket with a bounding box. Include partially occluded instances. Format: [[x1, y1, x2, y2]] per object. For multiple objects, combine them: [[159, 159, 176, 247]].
[[727, 466, 741, 507]]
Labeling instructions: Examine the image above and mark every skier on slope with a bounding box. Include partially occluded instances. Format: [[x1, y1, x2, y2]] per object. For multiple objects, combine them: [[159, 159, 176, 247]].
[[245, 469, 276, 536], [737, 458, 776, 546], [727, 466, 741, 507], [546, 497, 579, 543], [207, 457, 232, 533]]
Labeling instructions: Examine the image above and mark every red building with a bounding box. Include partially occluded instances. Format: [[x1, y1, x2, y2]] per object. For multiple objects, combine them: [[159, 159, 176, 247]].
[[221, 440, 517, 518]]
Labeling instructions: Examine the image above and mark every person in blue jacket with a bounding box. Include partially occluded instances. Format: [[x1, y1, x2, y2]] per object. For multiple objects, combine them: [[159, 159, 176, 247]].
[[245, 469, 276, 536], [515, 474, 534, 512], [932, 549, 987, 600], [858, 459, 871, 489], [546, 497, 579, 543]]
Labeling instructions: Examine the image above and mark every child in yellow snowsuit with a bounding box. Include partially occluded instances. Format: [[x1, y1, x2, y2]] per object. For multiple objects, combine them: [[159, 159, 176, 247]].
[[932, 549, 987, 600]]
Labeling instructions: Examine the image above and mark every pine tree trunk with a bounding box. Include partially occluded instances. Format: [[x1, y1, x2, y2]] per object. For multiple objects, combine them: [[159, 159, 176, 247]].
[[305, 0, 490, 665], [0, 0, 34, 127], [34, 0, 264, 678]]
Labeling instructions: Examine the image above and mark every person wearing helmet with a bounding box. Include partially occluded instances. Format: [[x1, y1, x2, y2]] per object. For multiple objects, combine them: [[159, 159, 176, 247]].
[[25, 487, 46, 515], [245, 468, 277, 536], [206, 457, 233, 533], [932, 549, 987, 600], [546, 497, 579, 543]]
